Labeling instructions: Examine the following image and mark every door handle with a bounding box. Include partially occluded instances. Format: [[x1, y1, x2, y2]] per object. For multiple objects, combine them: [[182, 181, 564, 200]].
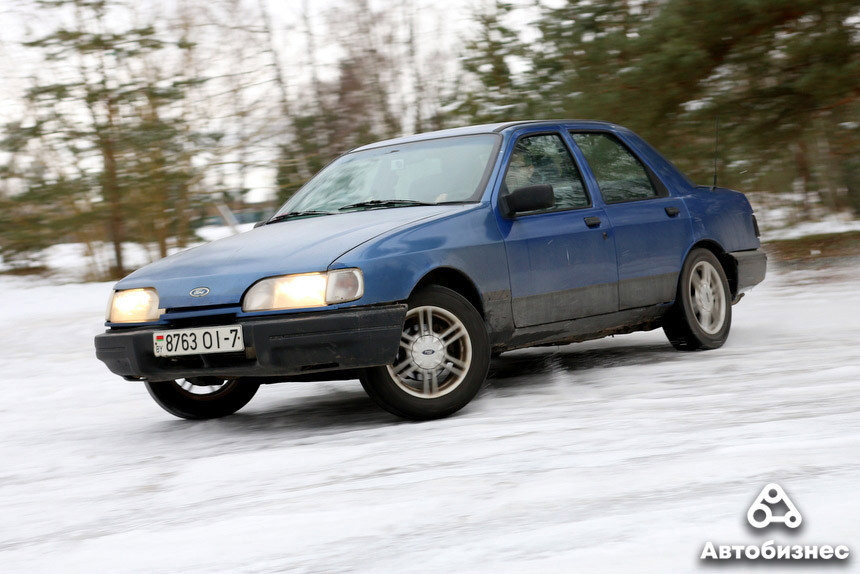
[[665, 206, 680, 217], [584, 216, 601, 228]]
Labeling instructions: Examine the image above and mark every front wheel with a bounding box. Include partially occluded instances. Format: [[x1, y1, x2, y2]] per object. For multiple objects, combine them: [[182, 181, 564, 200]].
[[144, 377, 260, 420], [663, 248, 732, 351], [360, 285, 490, 420]]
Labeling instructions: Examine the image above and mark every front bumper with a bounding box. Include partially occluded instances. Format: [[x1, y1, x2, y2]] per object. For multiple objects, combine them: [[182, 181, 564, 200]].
[[730, 248, 767, 296], [94, 304, 407, 381]]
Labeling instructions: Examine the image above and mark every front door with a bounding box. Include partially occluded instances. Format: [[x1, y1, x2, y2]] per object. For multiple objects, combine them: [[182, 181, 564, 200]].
[[500, 133, 619, 327]]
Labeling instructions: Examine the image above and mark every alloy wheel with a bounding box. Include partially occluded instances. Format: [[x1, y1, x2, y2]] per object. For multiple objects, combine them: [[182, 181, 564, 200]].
[[387, 305, 472, 399], [175, 378, 235, 397], [689, 260, 727, 335]]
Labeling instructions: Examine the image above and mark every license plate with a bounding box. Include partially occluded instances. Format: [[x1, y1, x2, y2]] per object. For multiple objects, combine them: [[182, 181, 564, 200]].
[[153, 325, 244, 357]]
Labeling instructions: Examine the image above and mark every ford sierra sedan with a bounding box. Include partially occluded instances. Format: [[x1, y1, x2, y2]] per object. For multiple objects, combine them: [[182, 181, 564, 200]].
[[95, 120, 766, 420]]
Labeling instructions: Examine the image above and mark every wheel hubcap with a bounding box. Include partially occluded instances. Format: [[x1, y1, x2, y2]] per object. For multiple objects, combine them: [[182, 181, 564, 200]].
[[689, 260, 726, 335], [410, 335, 446, 370], [388, 305, 472, 399]]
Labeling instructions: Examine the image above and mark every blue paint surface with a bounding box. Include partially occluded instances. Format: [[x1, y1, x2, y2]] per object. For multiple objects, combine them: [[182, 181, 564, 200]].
[[110, 121, 760, 330]]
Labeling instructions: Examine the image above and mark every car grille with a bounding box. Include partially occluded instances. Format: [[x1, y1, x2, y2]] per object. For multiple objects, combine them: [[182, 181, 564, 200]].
[[164, 312, 239, 329]]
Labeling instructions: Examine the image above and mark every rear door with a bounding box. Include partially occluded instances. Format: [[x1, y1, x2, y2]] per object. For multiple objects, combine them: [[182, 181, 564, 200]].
[[500, 132, 619, 327], [570, 131, 692, 309]]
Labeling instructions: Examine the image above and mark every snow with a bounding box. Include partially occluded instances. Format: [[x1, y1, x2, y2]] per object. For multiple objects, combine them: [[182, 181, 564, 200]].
[[2, 262, 860, 572], [0, 224, 255, 281], [760, 217, 860, 242], [194, 223, 256, 243], [747, 191, 860, 242]]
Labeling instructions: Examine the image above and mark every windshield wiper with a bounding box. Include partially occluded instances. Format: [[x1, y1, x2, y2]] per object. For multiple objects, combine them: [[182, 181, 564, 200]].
[[338, 199, 435, 211], [266, 210, 332, 224]]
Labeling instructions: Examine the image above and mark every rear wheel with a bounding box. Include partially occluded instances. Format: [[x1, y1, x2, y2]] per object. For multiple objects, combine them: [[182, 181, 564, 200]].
[[144, 377, 260, 420], [663, 248, 732, 351], [360, 285, 490, 420]]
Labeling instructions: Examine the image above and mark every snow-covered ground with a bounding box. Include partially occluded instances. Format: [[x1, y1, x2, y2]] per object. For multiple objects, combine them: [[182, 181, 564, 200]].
[[759, 216, 860, 242], [1, 261, 859, 573], [747, 191, 860, 242], [0, 223, 258, 283]]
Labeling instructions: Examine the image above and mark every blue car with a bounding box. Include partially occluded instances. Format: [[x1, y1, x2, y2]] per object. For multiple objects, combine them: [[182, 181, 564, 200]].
[[95, 120, 766, 420]]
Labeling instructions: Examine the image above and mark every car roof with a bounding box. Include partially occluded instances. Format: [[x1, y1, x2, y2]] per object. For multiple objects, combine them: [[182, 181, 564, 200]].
[[350, 120, 622, 152]]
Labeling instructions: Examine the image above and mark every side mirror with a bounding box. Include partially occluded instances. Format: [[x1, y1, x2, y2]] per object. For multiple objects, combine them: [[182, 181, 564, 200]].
[[503, 184, 554, 215]]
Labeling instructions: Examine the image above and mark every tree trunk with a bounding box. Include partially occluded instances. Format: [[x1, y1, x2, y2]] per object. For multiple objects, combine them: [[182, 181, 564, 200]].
[[793, 140, 812, 217], [259, 0, 313, 182], [102, 98, 125, 277]]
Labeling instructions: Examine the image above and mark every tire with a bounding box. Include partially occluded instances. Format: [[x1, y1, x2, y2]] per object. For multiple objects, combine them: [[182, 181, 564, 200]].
[[663, 248, 732, 351], [360, 285, 491, 420], [144, 377, 260, 420]]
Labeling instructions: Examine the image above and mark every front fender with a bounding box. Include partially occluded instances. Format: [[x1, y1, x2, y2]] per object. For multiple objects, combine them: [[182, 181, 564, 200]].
[[331, 204, 510, 309]]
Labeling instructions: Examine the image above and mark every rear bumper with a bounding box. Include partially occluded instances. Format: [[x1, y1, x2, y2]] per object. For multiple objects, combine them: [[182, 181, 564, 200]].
[[730, 248, 767, 296], [94, 304, 407, 381]]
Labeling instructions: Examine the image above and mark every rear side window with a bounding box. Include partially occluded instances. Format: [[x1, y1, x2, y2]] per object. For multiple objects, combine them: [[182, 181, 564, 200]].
[[503, 134, 589, 212], [571, 132, 658, 203]]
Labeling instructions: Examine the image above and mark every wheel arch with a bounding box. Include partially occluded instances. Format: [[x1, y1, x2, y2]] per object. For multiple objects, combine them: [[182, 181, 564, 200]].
[[411, 267, 485, 318], [686, 239, 738, 297]]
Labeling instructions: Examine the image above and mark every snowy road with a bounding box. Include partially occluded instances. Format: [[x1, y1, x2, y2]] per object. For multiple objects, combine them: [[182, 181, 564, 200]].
[[2, 260, 859, 572]]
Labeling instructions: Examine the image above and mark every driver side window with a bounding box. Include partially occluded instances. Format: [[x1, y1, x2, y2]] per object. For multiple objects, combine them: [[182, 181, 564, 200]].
[[504, 134, 589, 212]]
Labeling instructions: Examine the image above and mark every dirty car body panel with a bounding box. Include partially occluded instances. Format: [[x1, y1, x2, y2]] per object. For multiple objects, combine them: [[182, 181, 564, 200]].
[[95, 120, 766, 393]]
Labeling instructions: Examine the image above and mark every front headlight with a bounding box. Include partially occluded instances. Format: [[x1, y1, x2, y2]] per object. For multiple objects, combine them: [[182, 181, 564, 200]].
[[242, 268, 364, 312], [107, 288, 161, 323]]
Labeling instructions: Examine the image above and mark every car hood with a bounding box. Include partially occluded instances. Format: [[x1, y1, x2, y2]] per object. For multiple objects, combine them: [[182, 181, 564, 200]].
[[115, 206, 455, 309]]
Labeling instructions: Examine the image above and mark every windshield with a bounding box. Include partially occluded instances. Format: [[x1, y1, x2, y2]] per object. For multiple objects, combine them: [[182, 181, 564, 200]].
[[276, 134, 500, 216]]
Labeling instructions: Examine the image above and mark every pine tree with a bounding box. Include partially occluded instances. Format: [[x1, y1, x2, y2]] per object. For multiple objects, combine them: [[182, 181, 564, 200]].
[[1, 0, 201, 275]]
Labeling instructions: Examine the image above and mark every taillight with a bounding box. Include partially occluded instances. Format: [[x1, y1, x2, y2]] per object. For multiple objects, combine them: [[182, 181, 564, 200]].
[[752, 214, 760, 238]]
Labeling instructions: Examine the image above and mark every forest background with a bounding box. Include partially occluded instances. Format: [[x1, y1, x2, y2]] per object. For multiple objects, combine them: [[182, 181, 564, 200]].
[[1, 0, 858, 278]]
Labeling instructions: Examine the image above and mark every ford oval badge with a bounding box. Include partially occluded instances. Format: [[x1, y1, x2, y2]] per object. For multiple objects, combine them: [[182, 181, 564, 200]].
[[190, 287, 210, 297]]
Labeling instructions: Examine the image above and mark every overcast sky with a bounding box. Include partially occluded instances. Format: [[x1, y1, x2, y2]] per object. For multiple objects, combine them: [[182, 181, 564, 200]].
[[0, 0, 540, 203], [0, 0, 487, 120]]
